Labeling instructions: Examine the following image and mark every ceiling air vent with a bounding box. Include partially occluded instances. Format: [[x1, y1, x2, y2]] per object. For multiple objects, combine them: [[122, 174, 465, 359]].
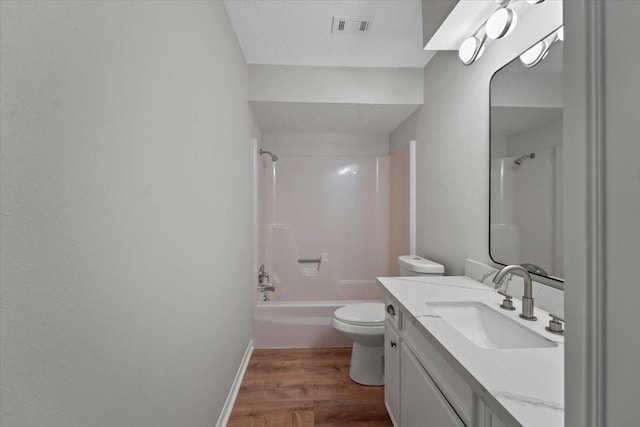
[[331, 16, 374, 34]]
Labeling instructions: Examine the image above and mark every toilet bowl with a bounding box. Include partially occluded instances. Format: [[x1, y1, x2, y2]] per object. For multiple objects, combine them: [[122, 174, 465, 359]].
[[332, 303, 385, 386], [332, 256, 444, 386]]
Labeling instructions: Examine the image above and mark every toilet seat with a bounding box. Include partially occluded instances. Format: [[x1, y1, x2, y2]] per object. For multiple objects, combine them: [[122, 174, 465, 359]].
[[334, 303, 385, 326]]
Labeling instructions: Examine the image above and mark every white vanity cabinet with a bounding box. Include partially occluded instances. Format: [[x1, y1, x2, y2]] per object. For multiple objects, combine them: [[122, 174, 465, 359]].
[[384, 299, 402, 426], [478, 405, 508, 427], [401, 345, 466, 426], [384, 321, 401, 426], [383, 297, 511, 427]]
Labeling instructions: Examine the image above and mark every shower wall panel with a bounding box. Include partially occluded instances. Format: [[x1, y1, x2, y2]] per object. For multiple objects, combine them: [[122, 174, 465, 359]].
[[263, 156, 390, 301]]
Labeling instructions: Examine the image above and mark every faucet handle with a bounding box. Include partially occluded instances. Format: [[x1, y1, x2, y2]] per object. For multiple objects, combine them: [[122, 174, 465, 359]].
[[257, 264, 270, 284], [545, 315, 564, 335], [498, 291, 516, 311]]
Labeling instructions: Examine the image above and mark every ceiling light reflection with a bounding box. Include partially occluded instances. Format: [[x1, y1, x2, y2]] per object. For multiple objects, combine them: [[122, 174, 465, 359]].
[[337, 165, 358, 175]]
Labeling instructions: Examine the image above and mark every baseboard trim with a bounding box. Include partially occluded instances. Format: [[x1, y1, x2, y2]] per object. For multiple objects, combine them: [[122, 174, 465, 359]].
[[216, 339, 254, 427]]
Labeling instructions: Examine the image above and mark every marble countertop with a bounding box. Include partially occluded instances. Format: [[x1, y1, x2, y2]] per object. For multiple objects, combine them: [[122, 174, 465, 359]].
[[377, 275, 564, 427]]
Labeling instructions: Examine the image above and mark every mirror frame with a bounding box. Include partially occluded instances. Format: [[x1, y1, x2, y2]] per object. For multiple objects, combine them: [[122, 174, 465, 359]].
[[488, 26, 565, 289]]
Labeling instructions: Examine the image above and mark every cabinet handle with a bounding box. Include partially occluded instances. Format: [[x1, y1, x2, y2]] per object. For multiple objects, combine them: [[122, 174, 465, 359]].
[[386, 304, 395, 316], [390, 341, 397, 348]]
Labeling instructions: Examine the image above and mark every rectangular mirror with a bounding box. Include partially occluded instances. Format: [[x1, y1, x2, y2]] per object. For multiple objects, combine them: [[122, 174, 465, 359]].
[[490, 27, 564, 283]]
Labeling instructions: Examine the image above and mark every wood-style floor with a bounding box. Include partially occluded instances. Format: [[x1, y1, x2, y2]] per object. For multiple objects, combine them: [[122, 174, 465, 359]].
[[227, 347, 393, 427]]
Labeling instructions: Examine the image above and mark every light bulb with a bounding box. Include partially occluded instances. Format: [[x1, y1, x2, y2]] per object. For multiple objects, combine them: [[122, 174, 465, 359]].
[[458, 36, 485, 65], [519, 40, 548, 68], [486, 8, 518, 40]]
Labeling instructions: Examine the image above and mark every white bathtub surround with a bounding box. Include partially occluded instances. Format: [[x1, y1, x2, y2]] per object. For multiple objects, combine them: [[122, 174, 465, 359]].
[[264, 156, 390, 289], [253, 300, 372, 348], [263, 225, 385, 302], [464, 259, 564, 320], [378, 276, 564, 427], [255, 154, 391, 347]]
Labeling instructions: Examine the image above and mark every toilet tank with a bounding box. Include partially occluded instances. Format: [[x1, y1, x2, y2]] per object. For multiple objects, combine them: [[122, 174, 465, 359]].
[[398, 255, 444, 276]]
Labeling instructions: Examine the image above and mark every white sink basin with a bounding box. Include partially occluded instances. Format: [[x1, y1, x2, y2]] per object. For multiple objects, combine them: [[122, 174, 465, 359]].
[[424, 302, 557, 349]]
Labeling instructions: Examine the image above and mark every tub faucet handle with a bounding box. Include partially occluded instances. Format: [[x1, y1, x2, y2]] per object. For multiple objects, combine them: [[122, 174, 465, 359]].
[[258, 264, 270, 284]]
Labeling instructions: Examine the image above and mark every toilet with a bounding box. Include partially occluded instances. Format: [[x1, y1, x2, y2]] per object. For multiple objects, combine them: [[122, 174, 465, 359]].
[[332, 255, 444, 386], [397, 254, 445, 277]]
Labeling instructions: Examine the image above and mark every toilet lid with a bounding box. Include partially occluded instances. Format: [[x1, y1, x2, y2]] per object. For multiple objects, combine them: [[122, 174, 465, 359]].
[[334, 303, 385, 326]]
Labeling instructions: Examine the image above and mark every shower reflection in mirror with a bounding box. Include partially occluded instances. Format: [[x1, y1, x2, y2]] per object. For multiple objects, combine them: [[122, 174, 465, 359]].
[[489, 27, 563, 283]]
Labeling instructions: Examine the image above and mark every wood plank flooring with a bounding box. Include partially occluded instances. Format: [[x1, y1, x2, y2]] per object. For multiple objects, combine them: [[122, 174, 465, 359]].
[[227, 347, 393, 427]]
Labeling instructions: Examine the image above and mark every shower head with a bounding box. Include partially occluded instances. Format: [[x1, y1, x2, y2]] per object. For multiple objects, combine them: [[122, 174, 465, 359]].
[[514, 152, 535, 165], [259, 149, 278, 162]]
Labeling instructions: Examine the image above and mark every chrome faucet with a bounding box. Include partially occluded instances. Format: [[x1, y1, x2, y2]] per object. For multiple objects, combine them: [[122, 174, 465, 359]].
[[258, 264, 270, 284], [259, 282, 275, 292], [257, 264, 275, 292], [493, 265, 537, 321]]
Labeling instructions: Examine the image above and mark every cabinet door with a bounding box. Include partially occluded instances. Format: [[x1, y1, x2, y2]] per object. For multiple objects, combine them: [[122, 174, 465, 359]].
[[385, 323, 401, 427], [482, 404, 507, 427], [401, 346, 466, 427]]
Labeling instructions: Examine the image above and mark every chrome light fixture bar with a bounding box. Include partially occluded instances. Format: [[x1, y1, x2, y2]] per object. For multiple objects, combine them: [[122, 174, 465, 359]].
[[458, 0, 547, 66]]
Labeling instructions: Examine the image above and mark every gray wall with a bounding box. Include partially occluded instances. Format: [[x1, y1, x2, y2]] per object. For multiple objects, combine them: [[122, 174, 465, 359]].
[[563, 2, 640, 425], [392, 1, 562, 274], [0, 2, 255, 426], [600, 2, 640, 424]]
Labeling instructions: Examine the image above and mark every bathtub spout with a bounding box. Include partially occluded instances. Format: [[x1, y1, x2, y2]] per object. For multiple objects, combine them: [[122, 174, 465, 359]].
[[259, 282, 275, 293], [258, 281, 275, 302]]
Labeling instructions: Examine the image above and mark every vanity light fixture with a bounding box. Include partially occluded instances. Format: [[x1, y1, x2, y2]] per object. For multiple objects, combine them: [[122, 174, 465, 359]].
[[458, 0, 547, 66], [519, 25, 563, 68], [485, 7, 518, 40], [459, 35, 486, 65], [519, 40, 549, 67]]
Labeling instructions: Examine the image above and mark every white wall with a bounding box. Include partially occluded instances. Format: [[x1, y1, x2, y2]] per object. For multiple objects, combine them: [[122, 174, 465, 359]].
[[491, 71, 563, 108], [389, 109, 418, 154], [513, 148, 557, 274], [0, 2, 255, 426], [389, 145, 411, 274], [507, 119, 564, 278], [506, 117, 562, 156], [263, 132, 389, 157], [249, 65, 422, 135], [249, 65, 423, 105], [392, 1, 562, 275]]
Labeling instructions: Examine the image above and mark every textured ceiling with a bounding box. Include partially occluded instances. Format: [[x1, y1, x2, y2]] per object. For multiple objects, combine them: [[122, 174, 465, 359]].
[[225, 1, 432, 134], [251, 101, 420, 133], [223, 0, 434, 68]]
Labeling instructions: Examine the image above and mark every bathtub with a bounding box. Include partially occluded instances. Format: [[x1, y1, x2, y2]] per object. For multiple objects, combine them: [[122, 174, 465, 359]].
[[253, 299, 382, 348]]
